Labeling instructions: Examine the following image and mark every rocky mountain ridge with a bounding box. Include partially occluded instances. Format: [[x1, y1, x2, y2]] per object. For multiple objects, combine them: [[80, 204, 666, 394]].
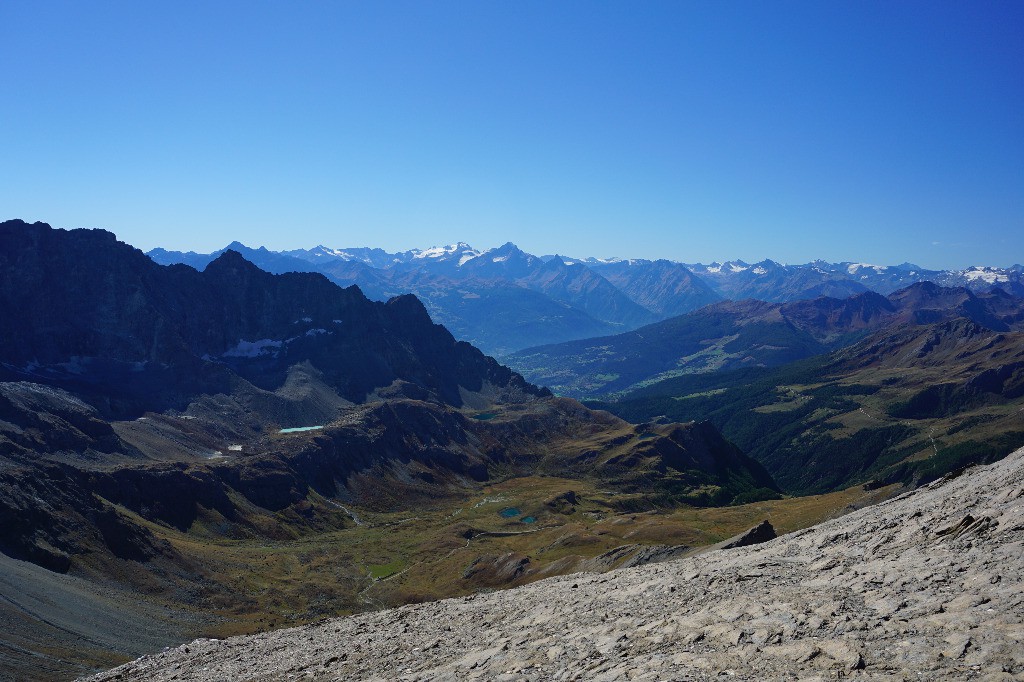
[[85, 446, 1024, 681], [147, 237, 1024, 355], [1, 220, 545, 418]]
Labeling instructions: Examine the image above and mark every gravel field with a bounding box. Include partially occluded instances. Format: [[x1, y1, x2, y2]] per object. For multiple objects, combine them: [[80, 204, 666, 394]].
[[0, 552, 202, 681]]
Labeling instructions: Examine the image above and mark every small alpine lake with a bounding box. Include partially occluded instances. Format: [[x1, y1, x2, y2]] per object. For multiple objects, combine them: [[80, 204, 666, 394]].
[[279, 426, 324, 434]]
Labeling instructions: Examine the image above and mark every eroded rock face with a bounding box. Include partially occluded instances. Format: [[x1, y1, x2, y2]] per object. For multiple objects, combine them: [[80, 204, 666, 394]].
[[85, 447, 1024, 681]]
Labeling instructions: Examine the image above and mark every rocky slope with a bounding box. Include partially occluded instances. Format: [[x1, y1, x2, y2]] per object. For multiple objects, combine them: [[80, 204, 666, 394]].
[[87, 446, 1024, 681]]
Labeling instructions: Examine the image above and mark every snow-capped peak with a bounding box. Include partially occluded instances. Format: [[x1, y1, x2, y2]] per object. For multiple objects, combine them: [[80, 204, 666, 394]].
[[310, 245, 355, 259], [962, 267, 1010, 284], [410, 243, 479, 261], [846, 263, 888, 275]]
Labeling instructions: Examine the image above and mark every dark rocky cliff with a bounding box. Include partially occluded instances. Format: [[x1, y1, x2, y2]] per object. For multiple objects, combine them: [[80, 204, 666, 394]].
[[0, 219, 546, 417]]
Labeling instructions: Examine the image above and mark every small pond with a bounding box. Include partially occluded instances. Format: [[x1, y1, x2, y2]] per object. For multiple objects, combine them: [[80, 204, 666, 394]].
[[499, 507, 536, 524], [279, 426, 324, 434]]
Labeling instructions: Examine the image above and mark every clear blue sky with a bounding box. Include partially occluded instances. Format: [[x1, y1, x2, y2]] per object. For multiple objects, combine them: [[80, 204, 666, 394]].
[[2, 1, 1022, 268]]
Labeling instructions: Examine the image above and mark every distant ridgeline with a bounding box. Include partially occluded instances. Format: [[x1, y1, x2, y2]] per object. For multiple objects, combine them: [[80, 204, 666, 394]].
[[148, 239, 1024, 357], [578, 305, 1024, 495]]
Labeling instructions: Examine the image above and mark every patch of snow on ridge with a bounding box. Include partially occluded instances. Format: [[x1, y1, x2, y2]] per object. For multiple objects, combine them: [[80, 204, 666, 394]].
[[304, 328, 329, 336], [752, 266, 768, 275], [457, 254, 478, 266], [963, 268, 1009, 284], [728, 263, 748, 272], [412, 243, 475, 260], [492, 255, 510, 262], [847, 263, 888, 274], [412, 246, 451, 259], [222, 339, 283, 358]]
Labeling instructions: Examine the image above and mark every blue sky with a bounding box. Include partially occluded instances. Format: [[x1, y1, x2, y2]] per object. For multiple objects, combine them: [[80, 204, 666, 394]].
[[2, 1, 1021, 268]]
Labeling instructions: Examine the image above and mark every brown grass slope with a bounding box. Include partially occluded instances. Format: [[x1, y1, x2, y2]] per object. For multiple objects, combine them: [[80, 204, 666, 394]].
[[84, 446, 1024, 681]]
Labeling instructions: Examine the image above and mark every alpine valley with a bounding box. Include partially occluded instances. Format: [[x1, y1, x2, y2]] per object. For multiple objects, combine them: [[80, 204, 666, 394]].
[[3, 219, 1023, 681]]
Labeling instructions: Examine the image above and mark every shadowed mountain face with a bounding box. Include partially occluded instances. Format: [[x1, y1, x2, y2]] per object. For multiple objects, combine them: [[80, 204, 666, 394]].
[[507, 284, 1024, 398], [0, 220, 545, 417]]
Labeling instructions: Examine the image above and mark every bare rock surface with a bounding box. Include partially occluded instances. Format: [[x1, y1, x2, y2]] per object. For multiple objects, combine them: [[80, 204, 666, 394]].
[[85, 447, 1024, 681]]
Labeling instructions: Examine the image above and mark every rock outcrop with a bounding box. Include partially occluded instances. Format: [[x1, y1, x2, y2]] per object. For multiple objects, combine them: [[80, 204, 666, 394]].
[[86, 446, 1024, 681]]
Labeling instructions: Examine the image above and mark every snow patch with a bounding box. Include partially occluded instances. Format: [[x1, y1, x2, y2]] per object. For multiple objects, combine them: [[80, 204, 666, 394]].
[[413, 243, 473, 259], [729, 263, 748, 273], [222, 338, 283, 358], [847, 263, 887, 275], [492, 255, 510, 263], [963, 268, 1009, 284], [751, 266, 767, 275], [305, 328, 329, 337]]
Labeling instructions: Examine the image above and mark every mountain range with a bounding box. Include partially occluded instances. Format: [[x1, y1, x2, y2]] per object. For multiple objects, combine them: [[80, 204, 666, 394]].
[[507, 283, 1024, 398], [148, 241, 1024, 356], [0, 220, 778, 680], [4, 218, 1023, 681]]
